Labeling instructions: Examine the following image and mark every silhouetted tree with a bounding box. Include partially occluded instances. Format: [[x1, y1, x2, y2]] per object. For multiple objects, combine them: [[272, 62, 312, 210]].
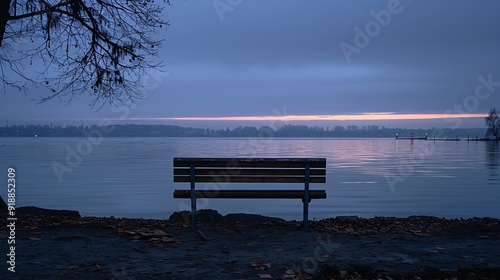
[[485, 108, 500, 140], [0, 0, 169, 107]]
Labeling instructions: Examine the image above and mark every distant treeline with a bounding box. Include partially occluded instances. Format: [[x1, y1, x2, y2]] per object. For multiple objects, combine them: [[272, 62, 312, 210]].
[[0, 124, 487, 139]]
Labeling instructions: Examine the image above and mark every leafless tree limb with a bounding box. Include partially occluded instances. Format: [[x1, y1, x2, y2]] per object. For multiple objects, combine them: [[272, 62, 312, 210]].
[[0, 0, 170, 107]]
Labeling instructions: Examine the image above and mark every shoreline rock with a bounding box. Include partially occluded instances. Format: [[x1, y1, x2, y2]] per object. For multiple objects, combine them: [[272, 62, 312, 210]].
[[0, 196, 7, 213], [224, 213, 285, 223], [168, 209, 224, 224], [16, 206, 81, 218], [4, 205, 499, 236], [168, 210, 286, 224]]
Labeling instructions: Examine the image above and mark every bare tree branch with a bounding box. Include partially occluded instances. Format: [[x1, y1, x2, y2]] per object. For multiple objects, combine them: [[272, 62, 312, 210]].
[[0, 0, 170, 107], [8, 0, 76, 21]]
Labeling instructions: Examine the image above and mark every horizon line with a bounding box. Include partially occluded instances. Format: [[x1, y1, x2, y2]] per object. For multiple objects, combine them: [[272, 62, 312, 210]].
[[114, 113, 487, 122]]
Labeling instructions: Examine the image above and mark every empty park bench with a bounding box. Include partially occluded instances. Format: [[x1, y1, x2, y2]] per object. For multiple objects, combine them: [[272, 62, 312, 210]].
[[173, 158, 327, 228]]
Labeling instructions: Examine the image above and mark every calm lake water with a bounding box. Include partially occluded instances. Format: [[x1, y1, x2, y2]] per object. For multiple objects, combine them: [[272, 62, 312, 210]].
[[0, 137, 498, 220]]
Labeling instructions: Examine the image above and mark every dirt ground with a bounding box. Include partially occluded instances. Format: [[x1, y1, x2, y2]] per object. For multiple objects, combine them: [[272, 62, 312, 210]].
[[1, 210, 500, 279]]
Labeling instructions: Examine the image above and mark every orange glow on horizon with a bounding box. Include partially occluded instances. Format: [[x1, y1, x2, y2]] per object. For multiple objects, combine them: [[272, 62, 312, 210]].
[[118, 113, 486, 122]]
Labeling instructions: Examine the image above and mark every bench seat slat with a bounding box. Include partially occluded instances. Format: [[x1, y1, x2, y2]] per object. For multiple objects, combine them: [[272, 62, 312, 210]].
[[173, 176, 326, 183], [174, 158, 326, 168], [173, 190, 327, 199], [174, 168, 326, 176]]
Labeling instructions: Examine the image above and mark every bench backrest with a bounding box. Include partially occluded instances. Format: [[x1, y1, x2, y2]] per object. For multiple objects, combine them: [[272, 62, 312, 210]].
[[173, 158, 326, 183]]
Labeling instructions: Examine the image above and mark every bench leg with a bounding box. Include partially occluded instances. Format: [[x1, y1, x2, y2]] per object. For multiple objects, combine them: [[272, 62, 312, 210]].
[[303, 163, 310, 229], [190, 164, 196, 229], [191, 195, 196, 229], [303, 199, 309, 229]]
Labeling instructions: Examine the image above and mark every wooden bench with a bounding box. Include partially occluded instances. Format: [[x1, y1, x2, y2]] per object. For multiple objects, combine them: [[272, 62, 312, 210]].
[[173, 158, 327, 228]]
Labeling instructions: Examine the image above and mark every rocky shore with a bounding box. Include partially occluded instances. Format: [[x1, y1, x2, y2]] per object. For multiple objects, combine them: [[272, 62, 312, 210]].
[[1, 204, 499, 279]]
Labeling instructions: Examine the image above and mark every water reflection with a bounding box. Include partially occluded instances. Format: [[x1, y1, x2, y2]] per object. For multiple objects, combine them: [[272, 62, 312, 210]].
[[485, 141, 500, 185], [1, 138, 499, 219]]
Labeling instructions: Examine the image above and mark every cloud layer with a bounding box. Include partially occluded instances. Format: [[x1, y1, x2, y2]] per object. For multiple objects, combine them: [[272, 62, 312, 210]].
[[1, 0, 500, 128]]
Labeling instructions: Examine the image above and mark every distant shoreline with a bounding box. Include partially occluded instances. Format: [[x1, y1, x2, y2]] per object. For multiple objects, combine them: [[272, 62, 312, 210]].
[[0, 123, 488, 138]]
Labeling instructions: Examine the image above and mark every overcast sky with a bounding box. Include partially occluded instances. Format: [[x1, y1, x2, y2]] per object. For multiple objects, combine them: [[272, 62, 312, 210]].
[[1, 0, 500, 128]]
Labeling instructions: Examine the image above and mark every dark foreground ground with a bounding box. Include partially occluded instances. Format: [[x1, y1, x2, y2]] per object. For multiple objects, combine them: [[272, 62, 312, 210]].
[[1, 208, 500, 279]]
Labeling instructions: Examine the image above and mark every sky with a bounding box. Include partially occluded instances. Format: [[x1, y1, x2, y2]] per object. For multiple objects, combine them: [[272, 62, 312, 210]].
[[1, 0, 500, 129]]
